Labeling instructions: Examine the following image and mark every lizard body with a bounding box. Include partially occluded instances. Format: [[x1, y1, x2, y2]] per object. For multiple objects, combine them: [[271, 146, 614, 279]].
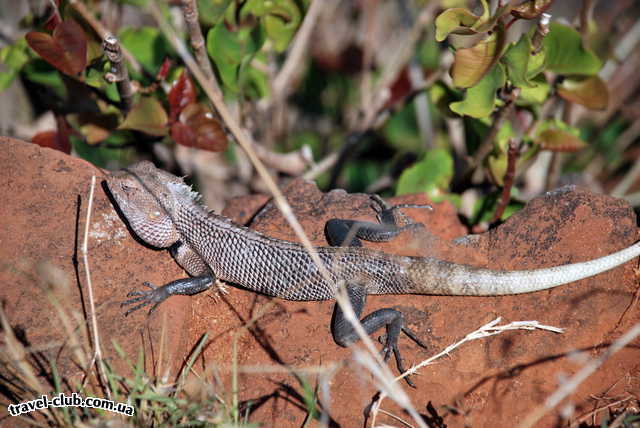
[[106, 161, 640, 381]]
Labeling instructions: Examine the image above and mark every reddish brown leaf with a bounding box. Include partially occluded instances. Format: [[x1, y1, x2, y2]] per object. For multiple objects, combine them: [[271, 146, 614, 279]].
[[32, 131, 59, 149], [157, 57, 172, 81], [43, 10, 62, 32], [168, 70, 197, 122], [383, 68, 412, 111], [537, 129, 586, 152], [557, 76, 608, 110], [31, 115, 72, 153], [173, 103, 227, 152], [170, 122, 195, 147], [26, 20, 87, 76]]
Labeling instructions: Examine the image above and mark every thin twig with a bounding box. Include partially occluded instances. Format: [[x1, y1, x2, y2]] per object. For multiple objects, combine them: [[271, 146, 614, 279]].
[[354, 348, 428, 428], [358, 0, 379, 124], [532, 13, 551, 55], [251, 143, 313, 176], [519, 323, 640, 428], [545, 152, 563, 191], [357, 1, 439, 132], [305, 67, 444, 182], [579, 0, 594, 50], [82, 176, 110, 398], [102, 35, 134, 113], [272, 0, 326, 101], [569, 396, 635, 428], [468, 87, 520, 180], [398, 0, 433, 148], [148, 1, 402, 410], [303, 150, 339, 180], [491, 139, 519, 224], [180, 0, 218, 91], [68, 0, 141, 73], [179, 0, 312, 174], [611, 154, 640, 197], [545, 93, 576, 192], [370, 318, 563, 426]]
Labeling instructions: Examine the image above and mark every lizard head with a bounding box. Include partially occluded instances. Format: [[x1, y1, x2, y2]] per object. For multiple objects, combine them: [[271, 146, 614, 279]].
[[105, 161, 187, 249]]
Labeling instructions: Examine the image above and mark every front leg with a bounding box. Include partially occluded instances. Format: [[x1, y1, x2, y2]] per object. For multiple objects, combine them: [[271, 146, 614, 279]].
[[122, 240, 214, 315], [122, 275, 214, 315]]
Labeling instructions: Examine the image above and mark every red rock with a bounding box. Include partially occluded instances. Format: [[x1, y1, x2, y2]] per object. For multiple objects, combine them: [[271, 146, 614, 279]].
[[1, 136, 638, 426]]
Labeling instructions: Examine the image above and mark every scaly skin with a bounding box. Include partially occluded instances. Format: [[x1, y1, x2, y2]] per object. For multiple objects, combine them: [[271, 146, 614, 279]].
[[105, 161, 640, 385], [106, 161, 640, 300]]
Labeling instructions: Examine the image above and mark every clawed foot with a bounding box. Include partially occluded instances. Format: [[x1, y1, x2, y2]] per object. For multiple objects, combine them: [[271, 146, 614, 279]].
[[121, 282, 170, 316], [120, 275, 213, 316], [369, 195, 433, 236], [379, 325, 428, 388], [369, 194, 433, 215]]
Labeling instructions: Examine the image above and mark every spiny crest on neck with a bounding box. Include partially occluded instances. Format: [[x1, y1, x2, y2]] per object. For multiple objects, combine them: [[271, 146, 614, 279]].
[[166, 180, 210, 212]]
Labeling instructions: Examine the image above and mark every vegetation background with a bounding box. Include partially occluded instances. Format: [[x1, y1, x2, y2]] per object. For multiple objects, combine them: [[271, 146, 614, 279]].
[[1, 0, 640, 425], [2, 0, 640, 226]]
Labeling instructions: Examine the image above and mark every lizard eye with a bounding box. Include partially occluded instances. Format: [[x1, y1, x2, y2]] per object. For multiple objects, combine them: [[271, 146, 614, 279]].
[[121, 184, 135, 193], [149, 210, 162, 220]]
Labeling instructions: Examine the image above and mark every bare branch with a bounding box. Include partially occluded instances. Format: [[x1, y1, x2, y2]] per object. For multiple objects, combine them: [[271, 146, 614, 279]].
[[491, 139, 519, 224], [102, 35, 134, 113], [180, 0, 219, 91], [69, 0, 141, 73], [272, 0, 328, 101]]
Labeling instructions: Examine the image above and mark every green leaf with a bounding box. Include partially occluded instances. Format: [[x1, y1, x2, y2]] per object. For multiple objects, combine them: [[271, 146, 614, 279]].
[[22, 59, 66, 97], [0, 39, 30, 90], [472, 191, 524, 223], [71, 133, 136, 168], [347, 160, 383, 192], [119, 96, 168, 136], [242, 0, 301, 52], [517, 74, 550, 104], [434, 8, 480, 41], [244, 60, 270, 98], [451, 27, 505, 88], [0, 38, 29, 70], [543, 22, 602, 75], [382, 100, 421, 152], [502, 33, 541, 88], [119, 27, 171, 76], [435, 0, 510, 42], [450, 64, 505, 118], [396, 148, 453, 199], [206, 22, 265, 92], [197, 0, 233, 26]]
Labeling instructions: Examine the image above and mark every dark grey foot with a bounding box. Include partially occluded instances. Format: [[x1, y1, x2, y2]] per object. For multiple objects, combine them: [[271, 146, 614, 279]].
[[325, 195, 433, 247], [331, 284, 427, 387], [377, 320, 428, 388], [121, 275, 213, 315]]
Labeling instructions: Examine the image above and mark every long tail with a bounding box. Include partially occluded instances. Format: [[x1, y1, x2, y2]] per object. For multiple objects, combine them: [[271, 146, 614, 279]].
[[409, 241, 640, 296]]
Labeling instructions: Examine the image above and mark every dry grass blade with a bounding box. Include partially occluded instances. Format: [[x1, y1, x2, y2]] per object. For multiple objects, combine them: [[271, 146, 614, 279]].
[[147, 0, 423, 422], [519, 322, 640, 428]]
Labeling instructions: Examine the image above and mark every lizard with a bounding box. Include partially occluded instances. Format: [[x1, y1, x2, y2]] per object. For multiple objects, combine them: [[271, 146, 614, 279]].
[[105, 161, 640, 384]]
